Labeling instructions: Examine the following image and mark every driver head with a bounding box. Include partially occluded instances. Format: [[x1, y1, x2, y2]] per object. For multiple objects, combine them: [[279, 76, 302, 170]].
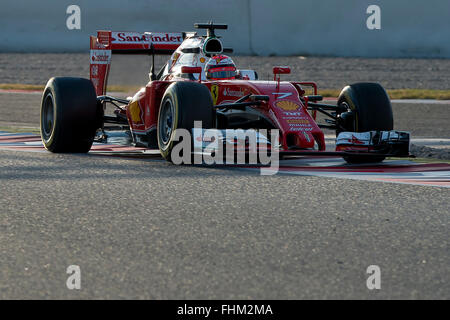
[[204, 55, 237, 80]]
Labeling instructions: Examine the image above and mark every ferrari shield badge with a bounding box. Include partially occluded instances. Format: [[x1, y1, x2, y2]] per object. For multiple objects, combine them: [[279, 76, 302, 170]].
[[211, 84, 219, 105]]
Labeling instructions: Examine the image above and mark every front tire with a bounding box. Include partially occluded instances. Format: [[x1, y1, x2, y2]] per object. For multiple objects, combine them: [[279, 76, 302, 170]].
[[40, 77, 100, 153], [157, 81, 215, 162], [337, 82, 393, 164]]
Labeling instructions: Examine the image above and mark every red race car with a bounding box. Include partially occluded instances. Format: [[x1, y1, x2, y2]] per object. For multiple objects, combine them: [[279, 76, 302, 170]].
[[40, 22, 410, 164]]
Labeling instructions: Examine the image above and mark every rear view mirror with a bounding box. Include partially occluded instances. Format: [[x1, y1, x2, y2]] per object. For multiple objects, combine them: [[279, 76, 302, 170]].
[[273, 66, 291, 75], [181, 66, 202, 74]]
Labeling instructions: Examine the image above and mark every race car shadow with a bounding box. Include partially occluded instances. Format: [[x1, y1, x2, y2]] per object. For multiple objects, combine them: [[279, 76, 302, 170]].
[[1, 131, 449, 187]]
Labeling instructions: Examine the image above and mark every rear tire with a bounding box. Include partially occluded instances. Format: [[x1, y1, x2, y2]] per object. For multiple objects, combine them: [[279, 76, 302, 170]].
[[337, 82, 393, 164], [40, 77, 100, 153], [157, 81, 215, 162]]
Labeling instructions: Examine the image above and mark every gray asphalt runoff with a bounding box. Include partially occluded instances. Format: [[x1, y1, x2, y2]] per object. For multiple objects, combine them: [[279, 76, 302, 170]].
[[0, 54, 449, 299], [2, 53, 450, 90]]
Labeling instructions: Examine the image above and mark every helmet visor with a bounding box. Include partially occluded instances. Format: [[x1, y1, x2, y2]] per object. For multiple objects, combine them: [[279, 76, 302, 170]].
[[207, 66, 236, 79]]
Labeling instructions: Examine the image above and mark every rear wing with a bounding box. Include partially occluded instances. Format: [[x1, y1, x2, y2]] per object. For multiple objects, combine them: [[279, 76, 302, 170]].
[[90, 30, 183, 95]]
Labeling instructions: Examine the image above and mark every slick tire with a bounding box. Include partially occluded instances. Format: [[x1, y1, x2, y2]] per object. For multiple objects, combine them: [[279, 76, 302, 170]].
[[40, 77, 101, 153], [337, 82, 393, 164], [157, 81, 215, 163]]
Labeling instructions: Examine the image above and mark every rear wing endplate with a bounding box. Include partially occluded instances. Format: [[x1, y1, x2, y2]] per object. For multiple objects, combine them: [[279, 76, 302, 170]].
[[90, 30, 183, 95]]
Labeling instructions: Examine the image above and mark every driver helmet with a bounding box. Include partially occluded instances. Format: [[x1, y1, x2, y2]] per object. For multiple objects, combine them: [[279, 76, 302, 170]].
[[204, 55, 237, 80]]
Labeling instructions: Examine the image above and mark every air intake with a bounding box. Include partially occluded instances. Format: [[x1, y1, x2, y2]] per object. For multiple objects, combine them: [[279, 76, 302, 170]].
[[203, 37, 223, 55]]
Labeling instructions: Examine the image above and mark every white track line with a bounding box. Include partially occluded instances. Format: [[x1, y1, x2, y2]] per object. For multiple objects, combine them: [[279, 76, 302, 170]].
[[322, 98, 450, 104], [391, 99, 450, 104]]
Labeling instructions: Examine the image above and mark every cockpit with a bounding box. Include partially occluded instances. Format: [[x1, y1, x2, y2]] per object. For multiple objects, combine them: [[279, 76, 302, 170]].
[[154, 23, 257, 81]]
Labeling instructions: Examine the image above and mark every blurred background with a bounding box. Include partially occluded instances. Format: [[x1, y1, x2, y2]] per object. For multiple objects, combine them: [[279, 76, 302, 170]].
[[1, 0, 449, 138], [1, 0, 449, 58]]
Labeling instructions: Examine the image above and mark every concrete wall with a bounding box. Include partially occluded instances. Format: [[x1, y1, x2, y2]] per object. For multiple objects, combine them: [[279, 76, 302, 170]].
[[0, 0, 449, 57]]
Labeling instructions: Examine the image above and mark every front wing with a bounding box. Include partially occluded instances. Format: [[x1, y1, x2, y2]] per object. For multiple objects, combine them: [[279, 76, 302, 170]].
[[192, 129, 411, 158]]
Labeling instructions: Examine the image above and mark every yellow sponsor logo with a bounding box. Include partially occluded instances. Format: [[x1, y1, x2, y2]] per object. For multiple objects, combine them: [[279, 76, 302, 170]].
[[211, 84, 219, 105], [287, 119, 310, 124], [129, 101, 142, 123], [275, 100, 300, 111]]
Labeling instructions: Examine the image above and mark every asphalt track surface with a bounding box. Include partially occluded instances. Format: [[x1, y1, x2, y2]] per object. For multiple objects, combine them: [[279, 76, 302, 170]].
[[0, 54, 449, 299], [0, 101, 449, 299], [1, 148, 449, 299]]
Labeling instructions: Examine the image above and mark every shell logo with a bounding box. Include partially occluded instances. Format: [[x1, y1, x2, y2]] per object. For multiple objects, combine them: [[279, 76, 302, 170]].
[[275, 100, 300, 111], [287, 119, 309, 124]]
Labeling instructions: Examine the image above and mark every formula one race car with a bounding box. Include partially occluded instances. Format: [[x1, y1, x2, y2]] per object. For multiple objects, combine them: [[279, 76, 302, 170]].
[[40, 22, 410, 164]]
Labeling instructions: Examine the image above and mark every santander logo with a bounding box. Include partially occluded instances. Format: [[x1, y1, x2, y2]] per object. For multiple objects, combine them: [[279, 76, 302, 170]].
[[111, 32, 182, 44], [90, 50, 111, 64]]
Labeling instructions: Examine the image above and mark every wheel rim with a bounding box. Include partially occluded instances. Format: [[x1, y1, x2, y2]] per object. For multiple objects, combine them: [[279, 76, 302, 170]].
[[42, 93, 54, 141], [159, 99, 174, 145]]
